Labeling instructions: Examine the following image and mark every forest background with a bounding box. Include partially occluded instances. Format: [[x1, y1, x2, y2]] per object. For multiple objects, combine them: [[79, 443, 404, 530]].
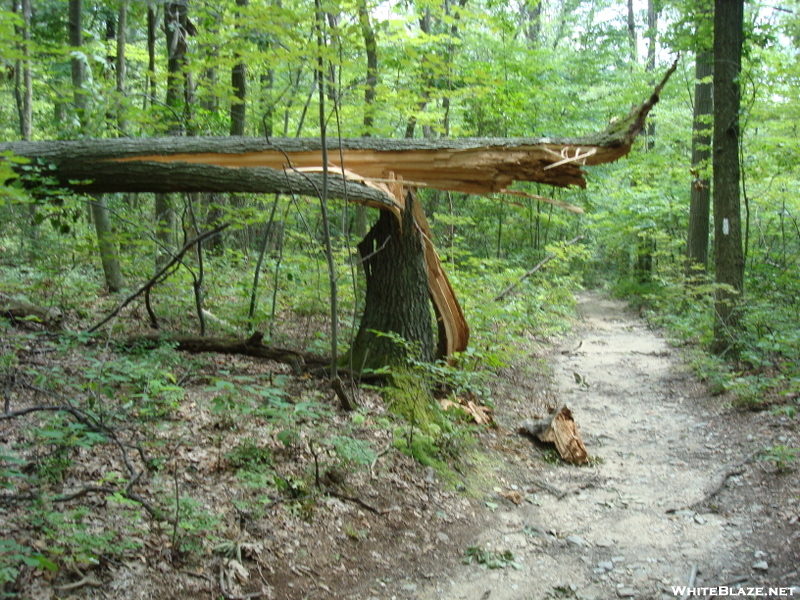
[[0, 0, 799, 594]]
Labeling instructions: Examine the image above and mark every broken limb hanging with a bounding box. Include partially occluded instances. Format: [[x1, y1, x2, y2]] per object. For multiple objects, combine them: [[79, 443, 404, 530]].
[[0, 60, 677, 370]]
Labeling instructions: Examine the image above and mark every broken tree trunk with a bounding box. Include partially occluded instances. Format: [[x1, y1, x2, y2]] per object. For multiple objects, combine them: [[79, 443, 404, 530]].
[[1, 61, 676, 367], [0, 59, 676, 201], [520, 405, 588, 465]]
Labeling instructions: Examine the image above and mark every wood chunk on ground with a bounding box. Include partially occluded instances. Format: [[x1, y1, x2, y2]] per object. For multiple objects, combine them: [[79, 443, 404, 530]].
[[519, 405, 588, 465]]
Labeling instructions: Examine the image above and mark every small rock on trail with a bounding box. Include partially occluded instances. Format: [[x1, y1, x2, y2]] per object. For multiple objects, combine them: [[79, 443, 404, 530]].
[[414, 291, 761, 600]]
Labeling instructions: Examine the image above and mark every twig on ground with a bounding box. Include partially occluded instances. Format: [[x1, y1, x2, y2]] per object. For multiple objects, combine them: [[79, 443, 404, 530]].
[[54, 574, 104, 591], [680, 564, 697, 600], [325, 488, 386, 515], [666, 448, 762, 514]]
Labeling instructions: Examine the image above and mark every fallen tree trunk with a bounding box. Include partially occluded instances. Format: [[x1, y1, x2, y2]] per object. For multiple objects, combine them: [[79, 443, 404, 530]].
[[125, 333, 327, 374], [520, 405, 588, 465], [0, 294, 63, 329], [0, 60, 676, 201]]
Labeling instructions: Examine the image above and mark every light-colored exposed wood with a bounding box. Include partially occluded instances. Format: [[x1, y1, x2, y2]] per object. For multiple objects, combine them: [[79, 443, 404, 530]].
[[520, 405, 589, 465]]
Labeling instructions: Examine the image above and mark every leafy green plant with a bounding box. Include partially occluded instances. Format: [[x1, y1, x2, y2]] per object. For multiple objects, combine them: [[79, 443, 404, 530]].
[[760, 445, 798, 472], [34, 506, 141, 568], [226, 438, 273, 471], [462, 546, 521, 569], [173, 497, 222, 555], [328, 435, 376, 468], [0, 539, 57, 590], [30, 418, 106, 483], [0, 450, 26, 490]]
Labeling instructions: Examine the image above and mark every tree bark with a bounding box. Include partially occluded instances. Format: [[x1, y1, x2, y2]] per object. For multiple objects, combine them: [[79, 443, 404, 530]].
[[146, 3, 157, 109], [523, 0, 543, 47], [230, 0, 248, 136], [626, 0, 637, 63], [645, 0, 658, 150], [90, 195, 125, 292], [69, 0, 87, 122], [13, 0, 33, 140], [712, 0, 745, 354], [163, 0, 189, 133], [0, 62, 675, 197], [347, 191, 434, 371], [357, 0, 378, 134], [116, 0, 128, 134], [686, 50, 713, 273]]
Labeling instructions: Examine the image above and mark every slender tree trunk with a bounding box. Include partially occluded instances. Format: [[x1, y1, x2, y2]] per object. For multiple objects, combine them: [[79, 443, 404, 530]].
[[91, 196, 125, 291], [116, 0, 128, 134], [405, 8, 432, 139], [686, 50, 713, 273], [13, 0, 33, 140], [524, 0, 543, 47], [230, 0, 248, 136], [69, 0, 87, 123], [626, 0, 637, 63], [157, 0, 190, 266], [357, 0, 377, 134], [146, 3, 157, 109], [357, 0, 377, 236], [645, 0, 658, 150], [712, 0, 745, 354]]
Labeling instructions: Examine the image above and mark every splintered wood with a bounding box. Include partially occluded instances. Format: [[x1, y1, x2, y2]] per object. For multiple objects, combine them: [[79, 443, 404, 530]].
[[520, 405, 588, 465]]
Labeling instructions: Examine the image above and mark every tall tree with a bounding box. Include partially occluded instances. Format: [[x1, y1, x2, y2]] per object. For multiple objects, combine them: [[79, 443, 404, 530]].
[[712, 0, 745, 353], [116, 0, 128, 134], [12, 0, 32, 140], [626, 0, 637, 63], [156, 0, 191, 266], [230, 0, 248, 136], [69, 0, 87, 122], [686, 49, 713, 272], [523, 0, 543, 47]]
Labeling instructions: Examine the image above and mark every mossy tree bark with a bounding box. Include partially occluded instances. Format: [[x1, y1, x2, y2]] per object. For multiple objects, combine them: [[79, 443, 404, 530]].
[[347, 191, 434, 372]]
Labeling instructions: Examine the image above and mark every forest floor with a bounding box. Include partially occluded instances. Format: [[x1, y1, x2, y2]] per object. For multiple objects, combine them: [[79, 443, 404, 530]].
[[3, 291, 799, 600]]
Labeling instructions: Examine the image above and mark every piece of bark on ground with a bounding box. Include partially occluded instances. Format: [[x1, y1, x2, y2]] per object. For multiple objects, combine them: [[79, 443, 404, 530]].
[[519, 405, 588, 465]]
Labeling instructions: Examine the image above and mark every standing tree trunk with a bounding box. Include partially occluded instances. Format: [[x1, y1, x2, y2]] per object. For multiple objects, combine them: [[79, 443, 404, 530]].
[[13, 0, 33, 140], [626, 0, 637, 63], [523, 0, 543, 47], [645, 0, 658, 150], [228, 0, 249, 249], [91, 196, 125, 291], [230, 0, 248, 137], [356, 0, 377, 237], [116, 0, 128, 134], [686, 49, 713, 273], [69, 0, 124, 290], [69, 0, 87, 123], [712, 0, 745, 354], [156, 0, 190, 267], [347, 192, 434, 371], [146, 3, 157, 109]]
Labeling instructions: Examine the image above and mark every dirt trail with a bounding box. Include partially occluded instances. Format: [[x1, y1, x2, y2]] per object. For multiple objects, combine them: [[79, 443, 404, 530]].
[[415, 291, 764, 600]]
